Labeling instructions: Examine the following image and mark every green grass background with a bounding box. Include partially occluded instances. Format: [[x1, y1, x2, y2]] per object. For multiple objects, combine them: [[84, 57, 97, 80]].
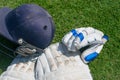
[[0, 0, 120, 80]]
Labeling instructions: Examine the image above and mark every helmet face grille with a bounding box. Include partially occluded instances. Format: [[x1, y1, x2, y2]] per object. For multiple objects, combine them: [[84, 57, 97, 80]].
[[5, 4, 55, 49]]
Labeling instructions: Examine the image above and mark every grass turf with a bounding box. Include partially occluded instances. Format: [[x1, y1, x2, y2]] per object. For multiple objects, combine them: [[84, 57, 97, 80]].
[[0, 0, 120, 80]]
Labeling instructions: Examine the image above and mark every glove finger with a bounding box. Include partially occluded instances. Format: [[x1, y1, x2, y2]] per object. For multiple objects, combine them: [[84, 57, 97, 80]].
[[74, 37, 88, 50], [75, 27, 86, 33], [67, 28, 87, 51], [75, 27, 95, 40], [74, 33, 94, 50], [74, 28, 89, 50], [75, 27, 95, 35], [82, 27, 95, 35], [87, 31, 104, 45], [62, 28, 84, 51], [94, 29, 109, 43], [87, 33, 101, 43], [86, 27, 105, 44], [62, 32, 73, 46], [67, 35, 76, 51], [96, 44, 104, 53], [94, 29, 104, 37], [81, 44, 104, 63], [62, 28, 79, 46], [84, 27, 104, 43]]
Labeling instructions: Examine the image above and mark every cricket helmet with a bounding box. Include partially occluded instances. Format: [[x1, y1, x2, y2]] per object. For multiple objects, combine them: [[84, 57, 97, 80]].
[[0, 4, 55, 49]]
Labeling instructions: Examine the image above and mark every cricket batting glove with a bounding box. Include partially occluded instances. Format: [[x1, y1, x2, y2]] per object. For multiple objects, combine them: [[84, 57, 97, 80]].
[[62, 27, 109, 63]]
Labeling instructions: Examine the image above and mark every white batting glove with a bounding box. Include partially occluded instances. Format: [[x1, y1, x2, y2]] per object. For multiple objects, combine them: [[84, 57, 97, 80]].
[[62, 27, 108, 63]]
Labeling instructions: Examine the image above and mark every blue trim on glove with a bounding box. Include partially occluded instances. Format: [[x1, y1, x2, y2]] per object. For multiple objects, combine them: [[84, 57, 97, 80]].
[[71, 29, 84, 41], [71, 29, 78, 37], [102, 35, 109, 40], [84, 52, 98, 62], [78, 33, 84, 41]]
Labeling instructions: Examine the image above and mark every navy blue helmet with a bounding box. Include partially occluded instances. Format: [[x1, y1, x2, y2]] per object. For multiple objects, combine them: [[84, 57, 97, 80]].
[[0, 4, 55, 49]]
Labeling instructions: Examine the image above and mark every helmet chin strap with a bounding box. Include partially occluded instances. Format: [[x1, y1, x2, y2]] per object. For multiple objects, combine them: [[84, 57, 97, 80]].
[[14, 38, 44, 56]]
